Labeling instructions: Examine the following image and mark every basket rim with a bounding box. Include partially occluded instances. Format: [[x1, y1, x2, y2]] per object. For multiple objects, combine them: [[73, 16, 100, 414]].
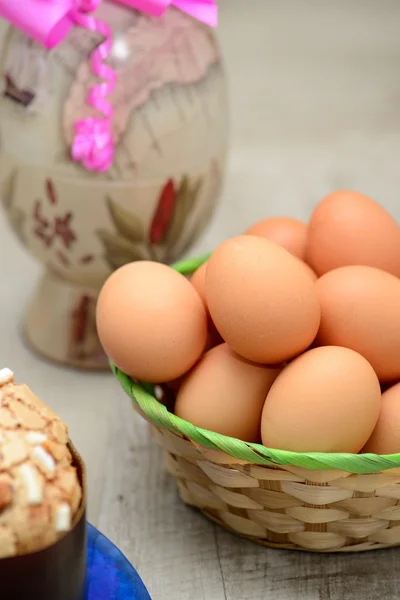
[[111, 253, 400, 474]]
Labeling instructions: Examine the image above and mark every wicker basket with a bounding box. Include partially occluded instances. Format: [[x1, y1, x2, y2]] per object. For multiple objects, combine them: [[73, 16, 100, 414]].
[[112, 255, 400, 553]]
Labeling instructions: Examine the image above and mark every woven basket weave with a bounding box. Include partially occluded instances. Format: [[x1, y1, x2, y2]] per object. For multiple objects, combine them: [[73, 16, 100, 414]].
[[112, 255, 400, 553]]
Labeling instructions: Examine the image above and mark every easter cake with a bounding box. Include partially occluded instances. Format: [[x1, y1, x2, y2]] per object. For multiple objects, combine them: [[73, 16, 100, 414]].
[[0, 368, 86, 599]]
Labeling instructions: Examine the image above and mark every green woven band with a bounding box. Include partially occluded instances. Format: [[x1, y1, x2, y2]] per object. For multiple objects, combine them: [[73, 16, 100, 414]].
[[111, 255, 400, 474]]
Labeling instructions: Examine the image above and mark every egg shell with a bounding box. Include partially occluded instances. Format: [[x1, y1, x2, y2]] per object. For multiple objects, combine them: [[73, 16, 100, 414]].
[[315, 265, 400, 382], [306, 190, 400, 277], [301, 261, 318, 282], [175, 343, 282, 441], [205, 235, 321, 364], [96, 261, 207, 382], [190, 261, 223, 347], [363, 383, 400, 454], [261, 346, 381, 453], [245, 217, 308, 260], [190, 261, 208, 308]]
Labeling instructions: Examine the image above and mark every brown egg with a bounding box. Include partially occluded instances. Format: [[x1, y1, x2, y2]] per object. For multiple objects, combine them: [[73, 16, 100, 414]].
[[261, 346, 381, 453], [315, 266, 400, 382], [298, 259, 318, 282], [306, 190, 400, 277], [175, 343, 282, 441], [191, 261, 223, 348], [205, 235, 321, 363], [364, 383, 400, 454], [96, 261, 207, 382], [191, 261, 208, 307], [245, 216, 308, 260]]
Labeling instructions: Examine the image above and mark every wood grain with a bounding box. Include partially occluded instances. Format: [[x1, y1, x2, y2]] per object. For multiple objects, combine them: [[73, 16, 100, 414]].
[[97, 394, 227, 600]]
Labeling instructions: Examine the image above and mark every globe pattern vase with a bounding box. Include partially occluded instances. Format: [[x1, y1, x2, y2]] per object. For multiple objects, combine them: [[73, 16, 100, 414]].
[[0, 3, 228, 369]]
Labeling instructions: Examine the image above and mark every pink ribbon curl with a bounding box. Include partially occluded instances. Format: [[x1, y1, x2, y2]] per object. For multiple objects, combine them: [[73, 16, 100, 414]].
[[0, 0, 218, 173]]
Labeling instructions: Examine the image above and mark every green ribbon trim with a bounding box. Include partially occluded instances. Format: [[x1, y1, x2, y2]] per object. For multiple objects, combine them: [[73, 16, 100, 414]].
[[111, 255, 400, 474]]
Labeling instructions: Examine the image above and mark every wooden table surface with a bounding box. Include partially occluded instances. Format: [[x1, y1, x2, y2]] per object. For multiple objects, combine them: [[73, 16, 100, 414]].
[[1, 1, 400, 598]]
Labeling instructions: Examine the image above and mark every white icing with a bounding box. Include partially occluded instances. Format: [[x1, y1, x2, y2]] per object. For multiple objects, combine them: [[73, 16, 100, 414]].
[[19, 464, 43, 505], [25, 432, 48, 445], [32, 445, 56, 472], [55, 503, 71, 532], [0, 368, 14, 386]]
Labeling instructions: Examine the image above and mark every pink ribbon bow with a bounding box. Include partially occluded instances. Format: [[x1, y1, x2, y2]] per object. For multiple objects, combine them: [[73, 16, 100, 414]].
[[0, 0, 218, 172]]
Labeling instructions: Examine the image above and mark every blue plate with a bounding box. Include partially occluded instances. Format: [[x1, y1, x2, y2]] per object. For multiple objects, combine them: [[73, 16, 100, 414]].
[[86, 523, 151, 600]]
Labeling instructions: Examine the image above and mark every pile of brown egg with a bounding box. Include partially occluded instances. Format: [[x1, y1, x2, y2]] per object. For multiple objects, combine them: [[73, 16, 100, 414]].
[[96, 190, 400, 455]]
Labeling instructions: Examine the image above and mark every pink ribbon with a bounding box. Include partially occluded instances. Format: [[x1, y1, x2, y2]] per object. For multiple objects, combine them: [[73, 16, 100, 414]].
[[0, 0, 218, 172]]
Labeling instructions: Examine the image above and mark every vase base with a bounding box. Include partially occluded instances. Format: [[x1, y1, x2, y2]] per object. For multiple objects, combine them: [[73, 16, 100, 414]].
[[24, 271, 109, 371]]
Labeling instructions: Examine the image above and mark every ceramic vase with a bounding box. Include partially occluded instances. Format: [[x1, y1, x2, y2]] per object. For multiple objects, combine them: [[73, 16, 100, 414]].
[[0, 3, 228, 369]]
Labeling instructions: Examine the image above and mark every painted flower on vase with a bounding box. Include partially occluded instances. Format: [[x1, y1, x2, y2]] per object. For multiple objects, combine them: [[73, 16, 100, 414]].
[[31, 179, 94, 268], [68, 294, 102, 364], [148, 179, 176, 245], [96, 174, 204, 270]]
